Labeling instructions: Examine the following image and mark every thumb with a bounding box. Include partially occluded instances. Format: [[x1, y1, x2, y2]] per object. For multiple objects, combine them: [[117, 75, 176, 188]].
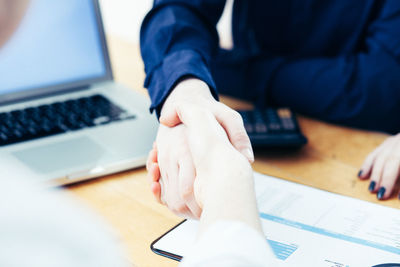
[[212, 105, 254, 163], [174, 104, 229, 164], [159, 105, 182, 127]]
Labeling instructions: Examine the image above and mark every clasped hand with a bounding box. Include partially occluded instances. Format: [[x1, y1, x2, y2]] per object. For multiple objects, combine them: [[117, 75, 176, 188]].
[[146, 78, 253, 218]]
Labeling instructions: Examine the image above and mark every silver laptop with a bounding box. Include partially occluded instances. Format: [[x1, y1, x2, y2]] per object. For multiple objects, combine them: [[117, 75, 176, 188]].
[[0, 0, 157, 185]]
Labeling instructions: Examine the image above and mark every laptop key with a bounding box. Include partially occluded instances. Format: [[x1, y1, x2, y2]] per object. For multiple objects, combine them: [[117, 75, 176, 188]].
[[0, 94, 135, 147]]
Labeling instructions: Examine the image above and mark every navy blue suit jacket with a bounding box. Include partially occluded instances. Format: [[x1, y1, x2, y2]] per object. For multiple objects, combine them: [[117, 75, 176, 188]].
[[141, 0, 400, 133]]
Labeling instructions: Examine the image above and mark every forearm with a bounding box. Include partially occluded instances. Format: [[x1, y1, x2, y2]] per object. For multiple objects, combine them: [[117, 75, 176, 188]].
[[140, 1, 225, 116], [266, 50, 400, 133], [265, 3, 400, 133], [198, 151, 263, 236], [167, 102, 273, 266]]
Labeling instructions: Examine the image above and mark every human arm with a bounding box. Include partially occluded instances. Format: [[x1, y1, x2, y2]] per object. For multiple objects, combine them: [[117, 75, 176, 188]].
[[140, 0, 226, 116], [263, 3, 400, 133], [159, 104, 275, 266], [0, 178, 127, 267], [141, 0, 254, 218]]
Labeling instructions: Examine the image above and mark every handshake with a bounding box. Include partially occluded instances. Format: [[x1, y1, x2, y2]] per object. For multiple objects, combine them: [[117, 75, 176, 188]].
[[146, 78, 258, 224]]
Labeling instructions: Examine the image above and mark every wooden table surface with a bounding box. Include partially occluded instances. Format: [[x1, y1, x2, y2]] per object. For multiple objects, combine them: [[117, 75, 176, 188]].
[[67, 36, 399, 267]]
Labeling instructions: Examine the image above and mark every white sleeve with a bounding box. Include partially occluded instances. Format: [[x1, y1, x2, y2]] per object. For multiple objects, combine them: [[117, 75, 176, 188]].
[[180, 221, 278, 267], [0, 178, 128, 267]]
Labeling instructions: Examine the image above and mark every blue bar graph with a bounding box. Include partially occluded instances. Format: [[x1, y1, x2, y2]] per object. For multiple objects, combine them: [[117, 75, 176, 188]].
[[267, 239, 298, 260], [260, 212, 400, 255]]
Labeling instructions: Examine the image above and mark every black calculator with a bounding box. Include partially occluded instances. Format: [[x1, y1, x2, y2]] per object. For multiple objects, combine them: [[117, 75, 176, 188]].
[[238, 108, 307, 148]]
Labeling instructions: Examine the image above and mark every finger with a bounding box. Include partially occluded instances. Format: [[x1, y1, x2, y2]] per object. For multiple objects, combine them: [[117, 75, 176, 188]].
[[156, 132, 170, 185], [146, 162, 153, 184], [159, 177, 166, 205], [377, 138, 400, 200], [162, 103, 243, 162], [358, 138, 393, 179], [163, 104, 219, 133], [150, 162, 161, 182], [212, 104, 254, 162], [148, 163, 161, 202], [157, 162, 168, 204], [164, 159, 190, 215], [378, 156, 400, 200], [151, 181, 162, 204], [178, 156, 202, 219], [146, 148, 158, 172], [369, 153, 388, 193], [170, 204, 193, 219], [146, 149, 152, 171], [163, 174, 193, 218], [160, 106, 181, 127], [174, 104, 229, 164], [184, 193, 202, 219], [178, 154, 195, 200], [359, 140, 388, 179], [359, 151, 379, 180]]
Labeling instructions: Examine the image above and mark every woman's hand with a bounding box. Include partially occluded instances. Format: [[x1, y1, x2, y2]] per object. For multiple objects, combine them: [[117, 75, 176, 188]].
[[359, 134, 400, 200]]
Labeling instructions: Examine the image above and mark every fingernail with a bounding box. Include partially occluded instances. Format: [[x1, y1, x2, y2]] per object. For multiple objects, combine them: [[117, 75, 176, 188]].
[[357, 170, 363, 178], [368, 181, 376, 192], [398, 193, 400, 200], [377, 187, 386, 200]]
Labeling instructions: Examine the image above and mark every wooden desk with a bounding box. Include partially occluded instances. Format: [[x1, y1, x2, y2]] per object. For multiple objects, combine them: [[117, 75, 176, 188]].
[[67, 36, 399, 267]]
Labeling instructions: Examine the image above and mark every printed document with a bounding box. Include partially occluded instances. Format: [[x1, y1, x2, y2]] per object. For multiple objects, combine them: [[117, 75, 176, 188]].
[[152, 172, 400, 266]]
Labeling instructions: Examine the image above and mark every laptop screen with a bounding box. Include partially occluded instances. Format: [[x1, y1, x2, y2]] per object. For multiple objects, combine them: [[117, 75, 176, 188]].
[[0, 0, 109, 99]]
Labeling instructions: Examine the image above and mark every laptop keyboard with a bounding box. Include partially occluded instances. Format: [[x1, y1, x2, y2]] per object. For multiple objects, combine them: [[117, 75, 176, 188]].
[[0, 94, 136, 147]]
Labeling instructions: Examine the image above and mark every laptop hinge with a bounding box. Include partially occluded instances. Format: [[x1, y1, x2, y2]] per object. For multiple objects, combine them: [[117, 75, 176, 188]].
[[0, 84, 91, 107]]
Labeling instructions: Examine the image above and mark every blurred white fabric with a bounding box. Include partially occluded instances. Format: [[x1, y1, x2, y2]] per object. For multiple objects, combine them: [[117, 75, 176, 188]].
[[0, 175, 128, 267]]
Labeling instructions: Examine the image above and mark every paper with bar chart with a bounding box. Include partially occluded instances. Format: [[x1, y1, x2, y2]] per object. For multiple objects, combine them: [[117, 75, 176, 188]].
[[152, 172, 400, 266]]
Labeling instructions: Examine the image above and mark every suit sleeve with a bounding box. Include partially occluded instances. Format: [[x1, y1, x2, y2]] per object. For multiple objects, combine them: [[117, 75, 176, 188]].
[[267, 2, 400, 133], [140, 0, 226, 116]]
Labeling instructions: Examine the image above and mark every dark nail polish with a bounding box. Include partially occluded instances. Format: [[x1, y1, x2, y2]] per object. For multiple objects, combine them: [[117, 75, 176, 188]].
[[357, 170, 363, 178], [377, 187, 386, 200], [368, 181, 376, 192]]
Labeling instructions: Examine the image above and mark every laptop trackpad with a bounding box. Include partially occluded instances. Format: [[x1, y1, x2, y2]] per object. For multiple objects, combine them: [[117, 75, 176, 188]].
[[13, 137, 106, 174]]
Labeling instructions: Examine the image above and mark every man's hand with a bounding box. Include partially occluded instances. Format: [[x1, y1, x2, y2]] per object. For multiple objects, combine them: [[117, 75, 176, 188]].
[[146, 78, 253, 218], [359, 134, 400, 200]]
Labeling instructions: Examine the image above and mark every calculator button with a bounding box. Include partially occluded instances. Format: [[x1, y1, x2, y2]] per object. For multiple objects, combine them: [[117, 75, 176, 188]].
[[236, 108, 307, 148], [264, 110, 279, 122], [268, 123, 281, 132], [283, 124, 295, 130], [255, 123, 268, 133], [278, 108, 292, 118], [282, 118, 295, 130]]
